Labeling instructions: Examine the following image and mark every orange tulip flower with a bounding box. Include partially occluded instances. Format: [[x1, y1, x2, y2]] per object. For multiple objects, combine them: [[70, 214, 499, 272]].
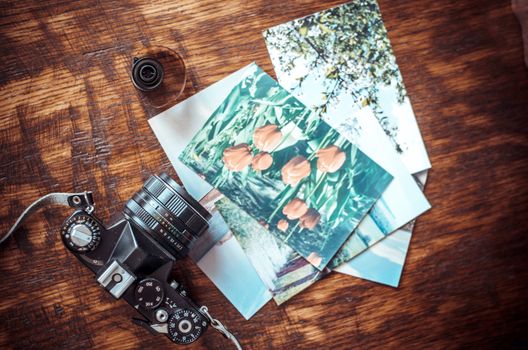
[[277, 219, 289, 232], [222, 144, 253, 171], [316, 145, 346, 173], [252, 152, 273, 171], [281, 156, 311, 186], [253, 124, 283, 152], [299, 208, 321, 229], [282, 198, 308, 220]]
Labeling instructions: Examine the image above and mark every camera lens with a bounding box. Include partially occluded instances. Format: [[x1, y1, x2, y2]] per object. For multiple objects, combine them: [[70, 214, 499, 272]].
[[124, 173, 211, 259]]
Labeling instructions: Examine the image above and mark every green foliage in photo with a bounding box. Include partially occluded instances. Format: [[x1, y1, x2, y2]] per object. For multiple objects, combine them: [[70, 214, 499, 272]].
[[264, 0, 407, 152]]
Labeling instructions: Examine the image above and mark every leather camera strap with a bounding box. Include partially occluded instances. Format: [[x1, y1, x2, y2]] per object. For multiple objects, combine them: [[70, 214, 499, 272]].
[[0, 192, 94, 245]]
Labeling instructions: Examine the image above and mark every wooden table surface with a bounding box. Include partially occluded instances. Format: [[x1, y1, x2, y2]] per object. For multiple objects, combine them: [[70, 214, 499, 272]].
[[1, 0, 527, 349]]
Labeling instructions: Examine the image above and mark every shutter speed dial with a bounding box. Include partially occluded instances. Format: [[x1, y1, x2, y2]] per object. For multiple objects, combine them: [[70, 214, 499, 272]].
[[61, 214, 101, 253], [135, 278, 164, 309], [168, 309, 205, 344]]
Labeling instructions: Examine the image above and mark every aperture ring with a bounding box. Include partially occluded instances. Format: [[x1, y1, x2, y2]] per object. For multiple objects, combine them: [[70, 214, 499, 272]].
[[132, 191, 194, 247], [157, 173, 211, 221], [123, 173, 210, 260], [143, 175, 209, 237], [124, 200, 187, 259]]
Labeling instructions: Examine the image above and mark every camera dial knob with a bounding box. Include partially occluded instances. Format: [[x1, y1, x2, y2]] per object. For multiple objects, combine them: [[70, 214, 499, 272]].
[[167, 309, 205, 344], [61, 214, 101, 253], [134, 278, 164, 310]]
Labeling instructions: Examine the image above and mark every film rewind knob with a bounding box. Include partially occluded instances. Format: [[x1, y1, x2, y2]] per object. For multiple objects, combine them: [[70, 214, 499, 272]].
[[61, 215, 101, 253]]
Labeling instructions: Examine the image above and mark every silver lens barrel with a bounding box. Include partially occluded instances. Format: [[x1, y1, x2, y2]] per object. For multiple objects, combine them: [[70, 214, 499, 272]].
[[124, 173, 210, 259]]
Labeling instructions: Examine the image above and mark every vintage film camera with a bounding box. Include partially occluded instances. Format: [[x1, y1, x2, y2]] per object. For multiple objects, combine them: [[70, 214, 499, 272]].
[[2, 50, 241, 347], [1, 173, 237, 347]]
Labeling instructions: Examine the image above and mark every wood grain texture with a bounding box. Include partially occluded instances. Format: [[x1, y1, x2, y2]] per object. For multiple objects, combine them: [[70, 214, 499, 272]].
[[1, 0, 527, 348]]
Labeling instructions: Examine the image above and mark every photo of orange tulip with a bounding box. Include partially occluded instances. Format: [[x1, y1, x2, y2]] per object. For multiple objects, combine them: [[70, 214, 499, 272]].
[[180, 64, 393, 270]]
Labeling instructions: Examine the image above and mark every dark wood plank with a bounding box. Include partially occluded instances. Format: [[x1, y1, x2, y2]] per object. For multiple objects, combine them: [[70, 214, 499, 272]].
[[1, 0, 527, 348]]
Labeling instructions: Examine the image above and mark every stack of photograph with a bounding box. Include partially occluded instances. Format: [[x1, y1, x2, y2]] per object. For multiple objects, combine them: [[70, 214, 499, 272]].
[[150, 0, 431, 319]]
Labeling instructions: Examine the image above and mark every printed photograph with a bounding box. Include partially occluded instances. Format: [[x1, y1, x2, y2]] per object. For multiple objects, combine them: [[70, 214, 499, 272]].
[[179, 64, 393, 270], [264, 0, 431, 175], [336, 225, 413, 287], [192, 189, 272, 319], [215, 197, 324, 305], [263, 1, 432, 267], [336, 171, 428, 287]]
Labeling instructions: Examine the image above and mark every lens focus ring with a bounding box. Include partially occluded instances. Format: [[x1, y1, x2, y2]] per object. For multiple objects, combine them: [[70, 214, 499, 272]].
[[124, 174, 210, 259]]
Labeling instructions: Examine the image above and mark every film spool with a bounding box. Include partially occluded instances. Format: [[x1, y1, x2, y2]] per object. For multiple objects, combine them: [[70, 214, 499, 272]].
[[129, 45, 187, 116]]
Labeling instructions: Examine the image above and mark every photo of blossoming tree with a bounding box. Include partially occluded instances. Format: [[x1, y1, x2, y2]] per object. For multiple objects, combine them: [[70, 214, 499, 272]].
[[180, 64, 393, 270], [264, 0, 431, 175]]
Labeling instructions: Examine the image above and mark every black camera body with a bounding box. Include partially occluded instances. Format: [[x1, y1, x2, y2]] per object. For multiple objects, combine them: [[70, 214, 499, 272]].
[[59, 173, 211, 345]]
